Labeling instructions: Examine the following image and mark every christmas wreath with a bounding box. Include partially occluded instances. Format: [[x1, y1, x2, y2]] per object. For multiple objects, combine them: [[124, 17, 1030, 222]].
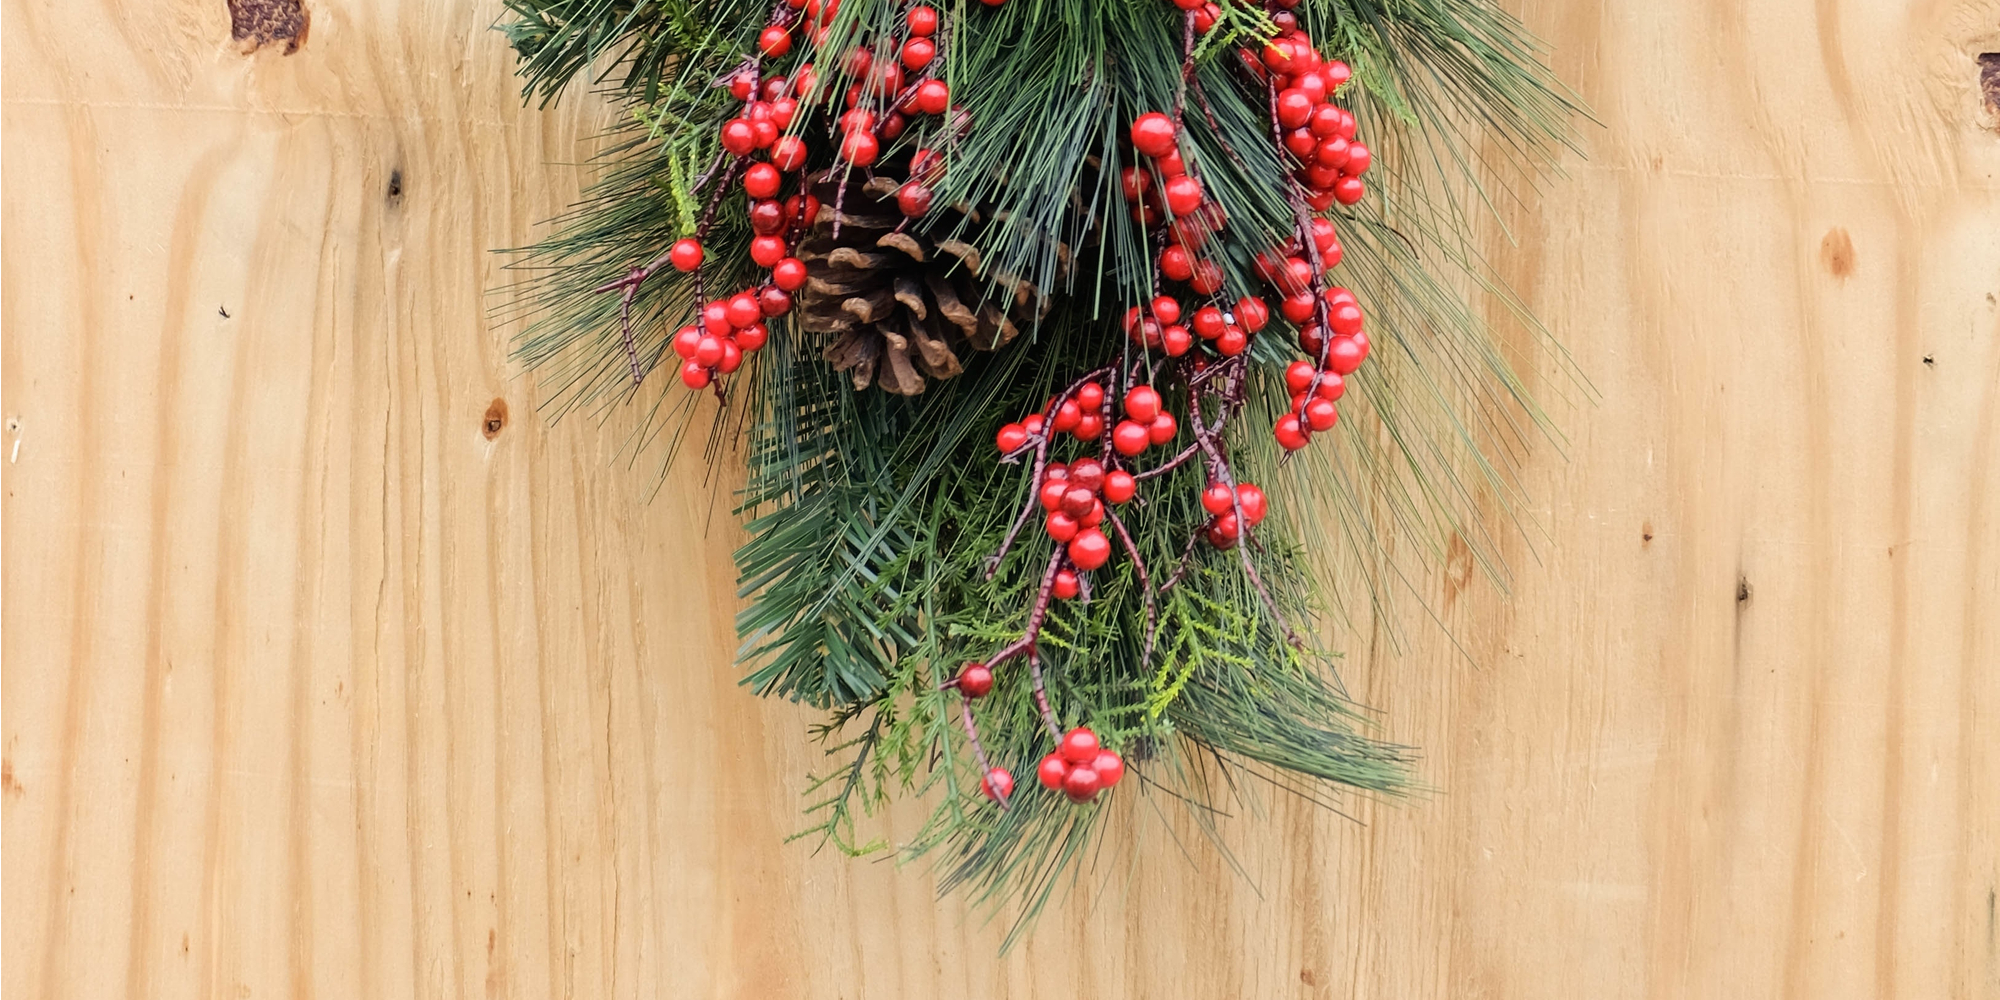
[[500, 0, 1578, 941]]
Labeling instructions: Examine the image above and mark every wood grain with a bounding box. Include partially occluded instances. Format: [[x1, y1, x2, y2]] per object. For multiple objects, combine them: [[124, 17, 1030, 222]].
[[4, 0, 1997, 996]]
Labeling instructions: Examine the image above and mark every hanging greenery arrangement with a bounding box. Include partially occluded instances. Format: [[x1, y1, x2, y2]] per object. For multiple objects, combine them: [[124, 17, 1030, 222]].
[[499, 0, 1579, 943]]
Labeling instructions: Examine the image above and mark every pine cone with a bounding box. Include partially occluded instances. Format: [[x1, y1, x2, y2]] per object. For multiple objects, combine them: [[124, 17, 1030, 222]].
[[796, 170, 1050, 395]]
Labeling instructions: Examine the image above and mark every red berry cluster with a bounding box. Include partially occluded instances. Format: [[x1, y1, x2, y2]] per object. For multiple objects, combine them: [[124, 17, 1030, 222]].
[[1037, 727, 1126, 803]]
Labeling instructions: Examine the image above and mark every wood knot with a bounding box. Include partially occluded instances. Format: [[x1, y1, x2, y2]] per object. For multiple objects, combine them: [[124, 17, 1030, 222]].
[[229, 0, 307, 54], [1980, 54, 2000, 121], [482, 398, 508, 440], [1819, 227, 1855, 279]]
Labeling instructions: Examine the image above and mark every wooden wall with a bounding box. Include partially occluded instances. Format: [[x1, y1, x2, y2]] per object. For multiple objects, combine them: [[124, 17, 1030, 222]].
[[5, 0, 1997, 996]]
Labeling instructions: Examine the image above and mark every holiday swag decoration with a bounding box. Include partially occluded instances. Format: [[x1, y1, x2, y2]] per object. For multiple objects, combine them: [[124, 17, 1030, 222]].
[[502, 0, 1576, 938]]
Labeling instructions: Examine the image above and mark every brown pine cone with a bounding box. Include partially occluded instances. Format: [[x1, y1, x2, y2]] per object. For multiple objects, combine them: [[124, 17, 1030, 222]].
[[795, 170, 1050, 395]]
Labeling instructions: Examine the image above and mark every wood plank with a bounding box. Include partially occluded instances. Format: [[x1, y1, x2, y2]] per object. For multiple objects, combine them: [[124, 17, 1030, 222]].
[[4, 0, 1995, 996]]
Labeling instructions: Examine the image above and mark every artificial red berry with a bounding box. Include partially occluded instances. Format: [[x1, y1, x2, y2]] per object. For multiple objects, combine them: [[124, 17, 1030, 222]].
[[748, 199, 786, 235], [913, 79, 950, 114], [1151, 295, 1182, 325], [1130, 112, 1178, 158], [672, 325, 703, 358], [1277, 88, 1313, 128], [693, 335, 725, 368], [1154, 147, 1187, 177], [680, 361, 712, 389], [901, 37, 936, 70], [1148, 412, 1177, 445], [1274, 413, 1309, 451], [1280, 292, 1316, 323], [1159, 245, 1195, 282], [1161, 324, 1192, 356], [702, 301, 732, 335], [909, 147, 945, 183], [1192, 1, 1220, 32], [1203, 482, 1237, 516], [1333, 176, 1365, 204], [1189, 260, 1223, 295], [1236, 295, 1270, 331], [670, 238, 704, 272], [757, 285, 792, 317], [1191, 306, 1226, 339], [717, 339, 744, 374], [1076, 382, 1104, 413], [1236, 484, 1268, 525], [720, 118, 757, 156], [1345, 142, 1372, 176], [1206, 512, 1241, 548], [1038, 753, 1071, 790], [908, 4, 939, 34], [1053, 569, 1080, 599], [744, 162, 782, 200], [1102, 470, 1136, 504], [1051, 398, 1082, 432], [1286, 359, 1317, 393], [996, 422, 1029, 452], [1328, 334, 1367, 374], [1061, 486, 1096, 518], [1068, 458, 1105, 492], [1092, 749, 1125, 788], [957, 662, 994, 697], [772, 257, 808, 291], [1329, 301, 1364, 336], [1080, 499, 1104, 528], [1046, 512, 1080, 542], [839, 130, 879, 166], [1060, 727, 1100, 763], [1123, 385, 1162, 422], [729, 71, 757, 101], [770, 96, 799, 128], [1022, 414, 1045, 436], [758, 25, 792, 58], [982, 767, 1014, 802], [1040, 477, 1070, 512], [749, 235, 787, 268], [726, 292, 762, 328], [1074, 413, 1104, 441], [897, 182, 933, 217], [1112, 420, 1151, 456], [1285, 126, 1320, 159], [1163, 175, 1204, 216], [1214, 326, 1247, 356], [735, 321, 771, 350], [1303, 396, 1339, 431], [1062, 765, 1101, 802], [1068, 528, 1111, 570], [770, 135, 808, 172]]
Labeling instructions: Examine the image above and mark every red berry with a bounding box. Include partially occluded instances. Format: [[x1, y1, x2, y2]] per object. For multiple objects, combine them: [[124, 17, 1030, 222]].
[[758, 25, 791, 58], [749, 235, 787, 267], [680, 361, 712, 389], [1202, 483, 1234, 515], [1148, 412, 1177, 445], [1325, 60, 1353, 89], [901, 37, 936, 70], [1159, 245, 1195, 282], [726, 292, 761, 328], [1068, 529, 1111, 570], [1328, 334, 1367, 374], [1123, 385, 1162, 422], [1304, 396, 1339, 431], [1046, 512, 1080, 542], [839, 130, 879, 165], [1215, 325, 1247, 356], [1102, 470, 1136, 504], [1295, 71, 1328, 103], [770, 136, 808, 172], [772, 257, 808, 291], [958, 662, 994, 697], [735, 321, 771, 350], [1163, 175, 1204, 216], [717, 339, 744, 374], [1053, 569, 1080, 599], [914, 79, 950, 115], [672, 326, 702, 358], [693, 335, 725, 368], [1345, 142, 1372, 176], [1207, 513, 1241, 547], [1112, 420, 1150, 456], [757, 285, 792, 317], [1274, 413, 1310, 450], [1062, 765, 1101, 802], [1076, 382, 1104, 412], [1329, 301, 1365, 336], [1189, 260, 1223, 295], [1310, 104, 1342, 137], [1277, 88, 1313, 128], [1154, 147, 1187, 177], [1022, 414, 1045, 436], [908, 4, 939, 34], [1092, 749, 1126, 788], [1333, 176, 1365, 204], [1067, 458, 1104, 492], [1285, 127, 1320, 159], [1236, 295, 1270, 331], [729, 72, 757, 101], [748, 199, 786, 235], [1074, 413, 1104, 440], [1130, 112, 1178, 158], [996, 422, 1029, 452], [1060, 727, 1100, 763], [982, 767, 1014, 802], [1286, 359, 1316, 393], [1193, 1, 1220, 32], [770, 96, 798, 128], [1040, 477, 1070, 512], [897, 182, 933, 217], [1051, 398, 1082, 432], [1038, 753, 1071, 790], [670, 238, 704, 272], [1151, 295, 1182, 325], [1316, 137, 1351, 170], [1161, 324, 1192, 356], [1080, 499, 1104, 528], [1280, 292, 1316, 323], [702, 301, 732, 335], [1062, 486, 1096, 518], [744, 162, 782, 200], [1236, 484, 1268, 525], [720, 118, 757, 156], [1191, 306, 1226, 339]]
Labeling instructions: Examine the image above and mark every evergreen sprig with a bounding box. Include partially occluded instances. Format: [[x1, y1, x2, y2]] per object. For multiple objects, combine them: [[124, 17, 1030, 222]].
[[497, 0, 1581, 941]]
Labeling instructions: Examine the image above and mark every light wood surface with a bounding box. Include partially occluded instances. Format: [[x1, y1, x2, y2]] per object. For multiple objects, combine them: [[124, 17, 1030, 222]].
[[5, 0, 1998, 996]]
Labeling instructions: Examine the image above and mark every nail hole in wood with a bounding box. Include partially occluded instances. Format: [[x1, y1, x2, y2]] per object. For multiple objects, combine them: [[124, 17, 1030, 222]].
[[229, 0, 308, 54], [482, 398, 508, 440], [386, 169, 403, 205], [1736, 576, 1752, 604]]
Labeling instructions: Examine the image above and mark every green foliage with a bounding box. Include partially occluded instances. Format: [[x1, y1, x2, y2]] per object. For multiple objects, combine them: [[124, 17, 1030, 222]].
[[498, 0, 1581, 941]]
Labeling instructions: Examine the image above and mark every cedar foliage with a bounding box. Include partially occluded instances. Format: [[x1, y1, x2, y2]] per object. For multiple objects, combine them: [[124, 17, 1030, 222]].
[[499, 0, 1580, 942]]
